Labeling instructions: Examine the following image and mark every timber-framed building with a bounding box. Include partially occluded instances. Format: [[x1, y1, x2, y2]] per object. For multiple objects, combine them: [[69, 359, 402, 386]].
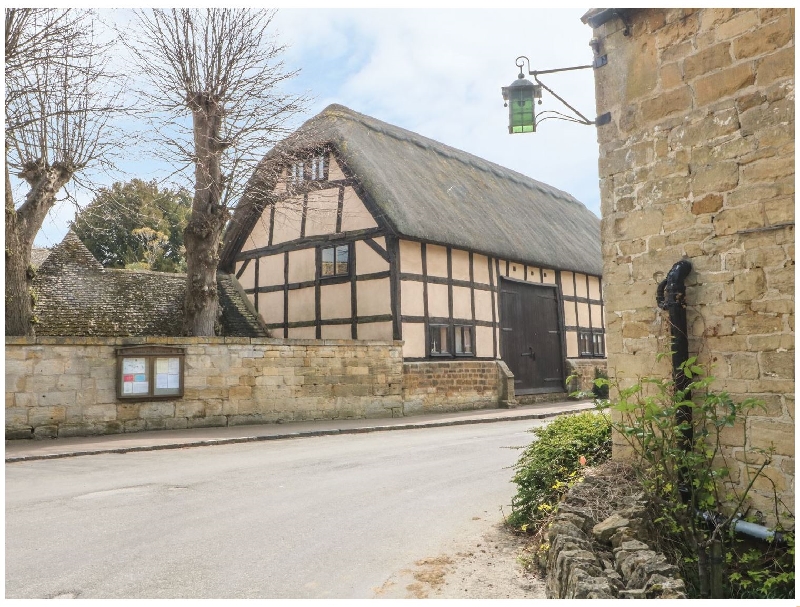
[[221, 104, 604, 395]]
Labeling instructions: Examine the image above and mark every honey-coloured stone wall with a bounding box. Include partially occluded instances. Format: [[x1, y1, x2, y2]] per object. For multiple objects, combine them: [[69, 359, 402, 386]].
[[586, 8, 794, 524]]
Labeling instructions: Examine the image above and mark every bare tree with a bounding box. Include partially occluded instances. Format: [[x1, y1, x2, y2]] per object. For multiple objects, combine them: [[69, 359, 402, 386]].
[[126, 9, 307, 336], [5, 8, 120, 335]]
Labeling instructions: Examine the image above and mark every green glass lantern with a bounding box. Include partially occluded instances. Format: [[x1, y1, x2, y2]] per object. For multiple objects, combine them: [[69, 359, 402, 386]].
[[501, 75, 542, 134]]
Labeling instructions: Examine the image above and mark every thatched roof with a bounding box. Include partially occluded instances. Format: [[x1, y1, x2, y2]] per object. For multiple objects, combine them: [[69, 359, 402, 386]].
[[33, 232, 267, 338], [222, 104, 602, 276]]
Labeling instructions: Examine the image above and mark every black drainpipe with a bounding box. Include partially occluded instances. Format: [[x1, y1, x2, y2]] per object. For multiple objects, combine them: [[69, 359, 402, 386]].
[[656, 259, 693, 499]]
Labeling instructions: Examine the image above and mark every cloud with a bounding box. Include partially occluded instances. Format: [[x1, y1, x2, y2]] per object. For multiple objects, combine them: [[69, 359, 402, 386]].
[[32, 8, 601, 247]]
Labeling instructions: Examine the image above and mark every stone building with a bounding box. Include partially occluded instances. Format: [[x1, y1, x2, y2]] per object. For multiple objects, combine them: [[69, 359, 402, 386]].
[[582, 8, 794, 522]]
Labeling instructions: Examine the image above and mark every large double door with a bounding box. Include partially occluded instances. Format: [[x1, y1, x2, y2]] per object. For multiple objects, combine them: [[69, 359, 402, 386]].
[[499, 279, 564, 394]]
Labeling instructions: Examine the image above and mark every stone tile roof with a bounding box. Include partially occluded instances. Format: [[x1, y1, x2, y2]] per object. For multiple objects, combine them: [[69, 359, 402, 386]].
[[222, 104, 602, 276], [30, 247, 52, 268], [33, 232, 268, 337]]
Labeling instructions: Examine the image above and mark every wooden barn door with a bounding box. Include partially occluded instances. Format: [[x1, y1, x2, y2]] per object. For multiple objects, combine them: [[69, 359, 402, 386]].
[[499, 279, 564, 394]]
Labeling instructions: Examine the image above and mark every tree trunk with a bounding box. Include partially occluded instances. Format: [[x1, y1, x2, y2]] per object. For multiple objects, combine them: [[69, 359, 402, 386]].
[[183, 97, 230, 336], [5, 162, 70, 336]]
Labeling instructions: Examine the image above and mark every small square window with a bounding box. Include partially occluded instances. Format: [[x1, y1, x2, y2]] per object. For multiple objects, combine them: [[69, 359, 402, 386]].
[[321, 244, 349, 277], [430, 324, 449, 355], [454, 325, 474, 356], [579, 331, 605, 357]]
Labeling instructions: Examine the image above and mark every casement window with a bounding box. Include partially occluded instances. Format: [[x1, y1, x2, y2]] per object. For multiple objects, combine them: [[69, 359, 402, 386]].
[[429, 324, 475, 357], [579, 330, 605, 358], [429, 324, 450, 356], [290, 154, 326, 184], [454, 325, 474, 356], [310, 155, 325, 180], [116, 345, 185, 400], [320, 244, 350, 277]]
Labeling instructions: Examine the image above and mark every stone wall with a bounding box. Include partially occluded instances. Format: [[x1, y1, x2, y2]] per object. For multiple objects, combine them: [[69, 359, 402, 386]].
[[401, 359, 514, 414], [565, 358, 608, 394], [6, 336, 404, 439], [546, 466, 686, 599], [587, 8, 794, 523], [6, 338, 528, 439]]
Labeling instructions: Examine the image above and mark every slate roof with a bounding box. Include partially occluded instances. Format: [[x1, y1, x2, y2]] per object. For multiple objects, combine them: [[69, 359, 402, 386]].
[[222, 104, 602, 276], [30, 247, 52, 268], [33, 231, 268, 338]]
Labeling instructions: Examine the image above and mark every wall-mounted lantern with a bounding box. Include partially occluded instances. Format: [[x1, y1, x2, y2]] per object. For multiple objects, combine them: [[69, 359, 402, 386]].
[[502, 55, 611, 133], [501, 74, 542, 134]]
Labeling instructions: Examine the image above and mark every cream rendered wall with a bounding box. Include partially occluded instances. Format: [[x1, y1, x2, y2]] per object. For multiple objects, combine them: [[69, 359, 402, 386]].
[[340, 187, 378, 231], [427, 283, 449, 318], [259, 253, 284, 286], [356, 239, 390, 274], [238, 260, 256, 290], [507, 261, 524, 281], [321, 324, 351, 339], [288, 287, 315, 322], [563, 301, 578, 327], [288, 248, 316, 284], [476, 326, 494, 358], [526, 266, 541, 282], [591, 304, 604, 329], [271, 198, 303, 245], [588, 275, 601, 300], [452, 286, 471, 320], [575, 273, 589, 298], [321, 282, 351, 320], [474, 290, 493, 322], [577, 302, 591, 327], [566, 331, 579, 357], [358, 322, 392, 340], [304, 189, 340, 237], [541, 269, 556, 284], [242, 217, 270, 252], [357, 278, 391, 316], [473, 254, 490, 284], [287, 326, 315, 339], [451, 249, 470, 281], [401, 280, 425, 316], [402, 322, 426, 358], [327, 155, 346, 181], [426, 245, 448, 277], [561, 271, 575, 296], [399, 240, 423, 274], [259, 291, 284, 325]]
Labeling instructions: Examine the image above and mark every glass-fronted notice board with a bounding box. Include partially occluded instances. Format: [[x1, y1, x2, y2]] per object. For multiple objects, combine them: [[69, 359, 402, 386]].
[[116, 346, 185, 400]]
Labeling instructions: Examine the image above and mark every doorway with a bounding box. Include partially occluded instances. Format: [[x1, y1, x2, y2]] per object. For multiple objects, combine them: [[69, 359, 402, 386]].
[[499, 279, 564, 394]]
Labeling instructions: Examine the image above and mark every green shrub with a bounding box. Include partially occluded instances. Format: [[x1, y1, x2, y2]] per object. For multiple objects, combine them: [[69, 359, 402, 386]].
[[507, 411, 611, 531]]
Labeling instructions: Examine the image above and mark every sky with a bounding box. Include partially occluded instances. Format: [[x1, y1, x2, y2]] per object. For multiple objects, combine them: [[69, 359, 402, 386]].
[[31, 8, 600, 248]]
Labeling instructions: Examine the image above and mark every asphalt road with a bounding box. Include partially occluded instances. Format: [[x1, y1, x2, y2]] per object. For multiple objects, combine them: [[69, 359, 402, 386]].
[[6, 418, 547, 599]]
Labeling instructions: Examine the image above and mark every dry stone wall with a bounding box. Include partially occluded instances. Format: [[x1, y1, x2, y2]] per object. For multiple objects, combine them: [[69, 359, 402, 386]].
[[546, 472, 686, 599], [588, 7, 794, 524]]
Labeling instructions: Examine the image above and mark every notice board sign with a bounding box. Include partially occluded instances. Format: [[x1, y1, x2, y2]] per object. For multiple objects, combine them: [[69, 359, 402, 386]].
[[116, 345, 185, 400]]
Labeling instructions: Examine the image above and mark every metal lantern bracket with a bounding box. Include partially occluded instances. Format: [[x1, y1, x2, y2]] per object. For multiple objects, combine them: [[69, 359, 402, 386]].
[[513, 55, 611, 127]]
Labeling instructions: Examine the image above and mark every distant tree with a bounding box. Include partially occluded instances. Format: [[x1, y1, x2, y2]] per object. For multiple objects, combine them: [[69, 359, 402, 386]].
[[5, 8, 120, 335], [125, 9, 307, 336], [72, 179, 191, 273]]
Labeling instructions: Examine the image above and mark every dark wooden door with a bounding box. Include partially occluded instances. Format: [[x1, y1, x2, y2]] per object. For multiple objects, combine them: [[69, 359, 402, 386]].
[[499, 279, 564, 393]]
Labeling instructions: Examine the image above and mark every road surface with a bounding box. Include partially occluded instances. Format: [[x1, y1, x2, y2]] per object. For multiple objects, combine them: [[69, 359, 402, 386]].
[[6, 418, 547, 599]]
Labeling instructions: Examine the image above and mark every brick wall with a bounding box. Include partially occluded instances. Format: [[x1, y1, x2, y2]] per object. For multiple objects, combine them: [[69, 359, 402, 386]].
[[402, 360, 514, 414], [6, 336, 404, 438], [588, 8, 794, 523]]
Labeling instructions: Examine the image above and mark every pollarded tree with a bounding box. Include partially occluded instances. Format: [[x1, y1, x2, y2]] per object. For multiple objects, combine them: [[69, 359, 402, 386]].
[[5, 8, 120, 335], [126, 9, 307, 336]]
